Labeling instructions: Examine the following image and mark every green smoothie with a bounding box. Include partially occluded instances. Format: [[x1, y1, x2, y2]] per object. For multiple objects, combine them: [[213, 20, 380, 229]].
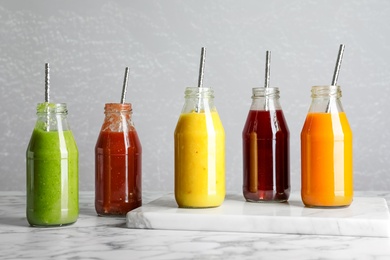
[[26, 127, 79, 226]]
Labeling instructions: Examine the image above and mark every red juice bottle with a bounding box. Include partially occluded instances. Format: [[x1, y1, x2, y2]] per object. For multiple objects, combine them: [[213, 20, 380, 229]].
[[242, 87, 290, 202], [95, 103, 142, 215]]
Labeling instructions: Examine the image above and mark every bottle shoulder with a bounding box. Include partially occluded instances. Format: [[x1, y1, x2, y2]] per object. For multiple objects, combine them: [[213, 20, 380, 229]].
[[243, 109, 289, 136], [27, 128, 78, 155], [175, 110, 224, 134], [95, 129, 141, 152], [301, 112, 352, 137]]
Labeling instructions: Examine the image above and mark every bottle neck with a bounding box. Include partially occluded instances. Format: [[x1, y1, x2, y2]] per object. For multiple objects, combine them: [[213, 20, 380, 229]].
[[35, 103, 70, 132], [104, 103, 132, 114], [181, 87, 216, 113], [101, 103, 134, 132], [250, 87, 282, 111], [36, 102, 68, 114], [309, 85, 344, 113]]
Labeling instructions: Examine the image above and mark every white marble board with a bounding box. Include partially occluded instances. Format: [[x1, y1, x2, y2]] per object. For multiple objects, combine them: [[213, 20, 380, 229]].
[[126, 194, 390, 237]]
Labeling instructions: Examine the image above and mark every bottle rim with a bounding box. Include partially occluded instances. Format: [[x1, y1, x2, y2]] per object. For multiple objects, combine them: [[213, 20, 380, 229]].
[[184, 87, 214, 98], [104, 103, 132, 113], [252, 87, 280, 98], [311, 85, 341, 98], [36, 102, 68, 114]]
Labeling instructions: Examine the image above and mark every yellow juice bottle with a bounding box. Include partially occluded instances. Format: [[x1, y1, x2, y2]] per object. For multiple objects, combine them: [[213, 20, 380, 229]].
[[174, 87, 225, 208]]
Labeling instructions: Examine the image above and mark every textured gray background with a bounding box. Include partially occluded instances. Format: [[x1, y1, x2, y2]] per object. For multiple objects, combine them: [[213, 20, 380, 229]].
[[0, 0, 389, 192]]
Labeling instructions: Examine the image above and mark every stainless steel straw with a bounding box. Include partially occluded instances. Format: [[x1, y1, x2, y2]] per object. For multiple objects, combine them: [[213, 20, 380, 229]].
[[264, 51, 271, 89], [45, 63, 50, 103], [331, 44, 345, 86], [44, 63, 50, 131], [264, 51, 271, 110], [196, 47, 206, 112], [121, 67, 130, 104], [326, 44, 345, 112]]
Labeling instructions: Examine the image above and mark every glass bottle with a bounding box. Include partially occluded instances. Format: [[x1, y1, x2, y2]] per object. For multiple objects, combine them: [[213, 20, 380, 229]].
[[174, 87, 225, 208], [301, 85, 353, 207], [26, 103, 79, 226], [242, 87, 290, 202], [95, 103, 142, 216]]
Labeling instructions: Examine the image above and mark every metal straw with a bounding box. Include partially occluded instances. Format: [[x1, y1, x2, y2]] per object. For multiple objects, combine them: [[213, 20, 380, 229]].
[[196, 47, 206, 113], [264, 51, 271, 88], [326, 44, 345, 112], [331, 44, 345, 86], [44, 63, 51, 132], [121, 67, 130, 104], [263, 51, 271, 110], [197, 47, 206, 89], [45, 63, 50, 103]]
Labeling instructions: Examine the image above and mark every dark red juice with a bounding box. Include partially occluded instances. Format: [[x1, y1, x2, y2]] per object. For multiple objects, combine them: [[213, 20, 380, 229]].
[[95, 130, 142, 215], [242, 110, 290, 202]]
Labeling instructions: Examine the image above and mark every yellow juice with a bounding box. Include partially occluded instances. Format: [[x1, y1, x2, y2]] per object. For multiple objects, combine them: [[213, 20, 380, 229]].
[[174, 110, 225, 208]]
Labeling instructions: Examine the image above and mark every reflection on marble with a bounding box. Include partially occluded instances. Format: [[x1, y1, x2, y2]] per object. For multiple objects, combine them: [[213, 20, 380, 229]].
[[1, 192, 390, 259], [127, 193, 390, 237]]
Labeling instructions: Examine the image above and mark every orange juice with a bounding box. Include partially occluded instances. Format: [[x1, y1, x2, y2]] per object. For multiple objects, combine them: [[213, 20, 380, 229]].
[[301, 112, 353, 207], [174, 110, 225, 208]]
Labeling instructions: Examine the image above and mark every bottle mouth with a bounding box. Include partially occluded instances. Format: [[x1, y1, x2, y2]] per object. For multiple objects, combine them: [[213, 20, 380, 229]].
[[104, 103, 132, 113], [36, 102, 68, 114], [311, 85, 341, 98], [252, 87, 280, 98], [184, 87, 214, 98]]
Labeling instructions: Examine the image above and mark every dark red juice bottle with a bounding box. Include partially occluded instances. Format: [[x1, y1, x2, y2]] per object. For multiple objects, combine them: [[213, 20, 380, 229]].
[[242, 87, 290, 202], [95, 103, 142, 215]]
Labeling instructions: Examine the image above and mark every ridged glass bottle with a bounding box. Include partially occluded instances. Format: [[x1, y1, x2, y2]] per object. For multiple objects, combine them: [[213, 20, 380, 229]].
[[26, 103, 79, 226], [301, 85, 353, 207], [242, 87, 290, 202], [95, 103, 142, 215], [174, 87, 225, 208]]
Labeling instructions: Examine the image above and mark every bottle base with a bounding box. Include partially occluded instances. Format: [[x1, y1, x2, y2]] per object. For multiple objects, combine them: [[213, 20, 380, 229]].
[[303, 204, 351, 209], [27, 210, 78, 227], [177, 204, 221, 209], [28, 220, 77, 227], [96, 209, 141, 216], [301, 194, 353, 208], [245, 198, 288, 203], [95, 200, 142, 216], [243, 189, 290, 203], [175, 196, 225, 209]]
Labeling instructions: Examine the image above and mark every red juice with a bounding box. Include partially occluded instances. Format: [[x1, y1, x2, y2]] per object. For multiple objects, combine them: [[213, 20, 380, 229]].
[[242, 110, 290, 202], [95, 130, 142, 215]]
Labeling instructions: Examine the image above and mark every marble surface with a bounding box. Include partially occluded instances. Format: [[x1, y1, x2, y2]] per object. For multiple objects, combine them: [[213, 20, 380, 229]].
[[1, 191, 390, 259], [127, 194, 390, 237]]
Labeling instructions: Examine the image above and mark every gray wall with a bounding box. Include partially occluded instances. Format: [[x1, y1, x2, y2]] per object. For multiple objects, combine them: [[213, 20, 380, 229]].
[[1, 0, 389, 192]]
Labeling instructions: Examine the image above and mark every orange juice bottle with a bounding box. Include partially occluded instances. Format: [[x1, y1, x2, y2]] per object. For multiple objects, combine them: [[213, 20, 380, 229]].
[[301, 85, 353, 207], [174, 87, 225, 208]]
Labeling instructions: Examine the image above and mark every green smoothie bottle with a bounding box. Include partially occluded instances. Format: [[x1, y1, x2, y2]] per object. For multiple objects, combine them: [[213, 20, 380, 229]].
[[26, 64, 79, 226]]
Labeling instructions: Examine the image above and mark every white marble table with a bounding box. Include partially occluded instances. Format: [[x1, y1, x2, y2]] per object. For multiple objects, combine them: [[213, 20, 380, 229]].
[[1, 191, 390, 259]]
